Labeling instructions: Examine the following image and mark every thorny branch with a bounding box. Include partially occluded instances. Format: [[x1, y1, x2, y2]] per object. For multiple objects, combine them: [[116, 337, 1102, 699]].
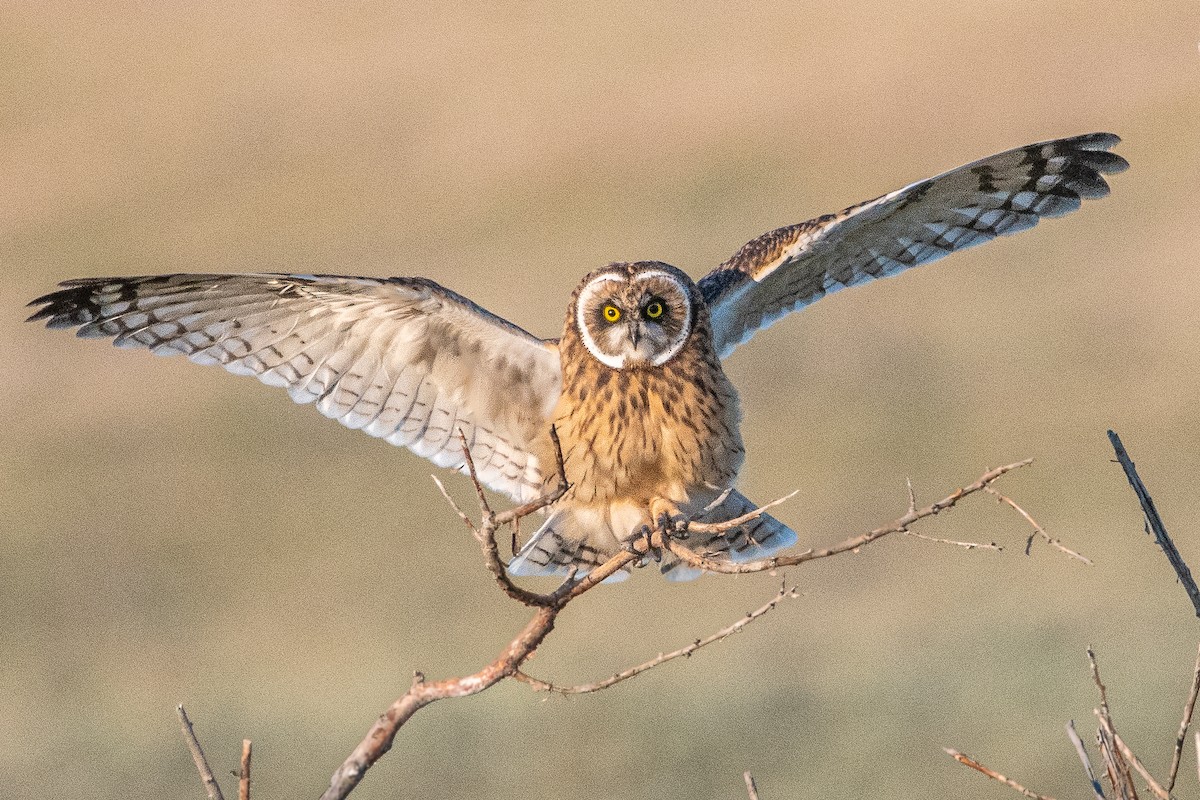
[[942, 748, 1056, 800]]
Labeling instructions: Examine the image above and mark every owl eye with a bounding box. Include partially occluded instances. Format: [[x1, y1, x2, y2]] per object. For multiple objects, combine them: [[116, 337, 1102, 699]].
[[644, 300, 665, 320], [602, 304, 622, 323]]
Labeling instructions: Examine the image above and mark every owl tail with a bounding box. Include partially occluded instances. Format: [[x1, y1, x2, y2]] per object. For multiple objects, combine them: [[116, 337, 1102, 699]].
[[659, 490, 798, 582], [506, 490, 797, 583], [507, 508, 631, 583]]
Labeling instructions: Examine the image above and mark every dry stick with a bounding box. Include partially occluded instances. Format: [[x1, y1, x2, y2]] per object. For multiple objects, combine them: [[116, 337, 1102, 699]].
[[744, 771, 761, 800], [1108, 430, 1200, 617], [984, 486, 1093, 565], [1097, 726, 1137, 800], [1111, 732, 1170, 800], [668, 459, 1033, 575], [1168, 642, 1200, 794], [901, 528, 1002, 551], [239, 740, 252, 800], [177, 705, 226, 800], [320, 605, 559, 800], [1066, 719, 1107, 800], [1089, 648, 1139, 800], [943, 748, 1057, 800], [515, 583, 800, 694]]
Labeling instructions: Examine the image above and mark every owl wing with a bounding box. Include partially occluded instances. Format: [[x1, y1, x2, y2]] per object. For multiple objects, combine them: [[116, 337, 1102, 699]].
[[699, 132, 1128, 359], [28, 273, 562, 502]]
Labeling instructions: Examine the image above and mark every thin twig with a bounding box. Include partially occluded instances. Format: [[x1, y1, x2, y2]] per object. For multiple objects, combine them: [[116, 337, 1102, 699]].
[[1111, 732, 1170, 800], [744, 771, 761, 800], [1108, 430, 1200, 617], [430, 475, 474, 533], [901, 529, 1002, 551], [1067, 719, 1106, 800], [667, 459, 1033, 575], [1168, 642, 1200, 793], [943, 748, 1057, 800], [676, 490, 800, 535], [239, 740, 252, 800], [177, 705, 226, 800], [1090, 648, 1139, 799], [984, 486, 1092, 565], [516, 583, 800, 694]]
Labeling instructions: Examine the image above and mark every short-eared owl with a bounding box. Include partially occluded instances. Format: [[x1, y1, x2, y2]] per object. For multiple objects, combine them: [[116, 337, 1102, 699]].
[[29, 133, 1127, 581]]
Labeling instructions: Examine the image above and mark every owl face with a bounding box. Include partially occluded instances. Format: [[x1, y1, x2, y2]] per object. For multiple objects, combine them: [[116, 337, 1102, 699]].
[[573, 262, 696, 370]]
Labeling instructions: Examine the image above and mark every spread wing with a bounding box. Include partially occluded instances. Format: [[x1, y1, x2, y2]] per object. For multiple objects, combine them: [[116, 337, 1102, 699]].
[[700, 132, 1128, 359], [28, 273, 562, 501]]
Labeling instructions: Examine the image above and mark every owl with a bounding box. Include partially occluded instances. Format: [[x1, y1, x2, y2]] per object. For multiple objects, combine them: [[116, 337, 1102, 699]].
[[28, 133, 1126, 581]]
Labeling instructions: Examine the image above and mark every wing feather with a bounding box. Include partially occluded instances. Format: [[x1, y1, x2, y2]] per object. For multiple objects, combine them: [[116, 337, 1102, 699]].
[[28, 273, 562, 501], [700, 132, 1128, 358]]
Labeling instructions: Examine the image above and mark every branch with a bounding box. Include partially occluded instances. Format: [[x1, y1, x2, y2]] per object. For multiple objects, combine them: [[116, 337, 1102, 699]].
[[744, 771, 761, 800], [239, 739, 252, 800], [984, 486, 1092, 565], [320, 606, 559, 800], [667, 459, 1033, 575], [1108, 430, 1200, 617], [177, 704, 225, 800], [516, 582, 800, 694], [943, 748, 1057, 800], [1066, 719, 1106, 800], [1168, 642, 1200, 794]]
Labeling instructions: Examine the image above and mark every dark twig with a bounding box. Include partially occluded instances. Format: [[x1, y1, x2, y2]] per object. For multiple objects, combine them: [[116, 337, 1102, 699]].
[[516, 583, 800, 694], [1066, 719, 1106, 800], [943, 748, 1057, 800], [177, 705, 226, 800], [1108, 430, 1200, 617], [668, 459, 1033, 575], [239, 739, 252, 800], [1168, 642, 1200, 794], [984, 486, 1092, 565]]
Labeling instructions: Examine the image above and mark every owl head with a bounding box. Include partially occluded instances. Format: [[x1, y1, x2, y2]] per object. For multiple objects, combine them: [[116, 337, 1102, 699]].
[[570, 261, 700, 370]]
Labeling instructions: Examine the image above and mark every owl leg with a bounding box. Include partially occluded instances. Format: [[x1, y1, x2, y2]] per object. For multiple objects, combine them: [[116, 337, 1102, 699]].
[[649, 497, 689, 540]]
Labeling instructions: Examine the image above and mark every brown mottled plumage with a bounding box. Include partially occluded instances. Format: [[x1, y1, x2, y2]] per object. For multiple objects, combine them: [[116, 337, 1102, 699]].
[[26, 133, 1126, 582]]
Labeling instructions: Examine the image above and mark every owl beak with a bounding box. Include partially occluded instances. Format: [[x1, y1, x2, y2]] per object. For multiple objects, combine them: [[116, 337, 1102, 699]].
[[628, 320, 642, 349]]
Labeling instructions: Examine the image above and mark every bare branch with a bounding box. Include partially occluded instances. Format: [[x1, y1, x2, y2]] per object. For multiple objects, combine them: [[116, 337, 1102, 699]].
[[1111, 732, 1170, 800], [943, 747, 1057, 800], [667, 459, 1033, 575], [239, 740, 252, 800], [1168, 642, 1200, 793], [431, 474, 475, 533], [1090, 648, 1139, 799], [677, 490, 799, 536], [517, 583, 800, 694], [1108, 430, 1200, 617], [320, 605, 560, 800], [1066, 719, 1106, 800], [744, 771, 761, 800], [901, 529, 1002, 551], [177, 705, 226, 800], [984, 486, 1093, 565]]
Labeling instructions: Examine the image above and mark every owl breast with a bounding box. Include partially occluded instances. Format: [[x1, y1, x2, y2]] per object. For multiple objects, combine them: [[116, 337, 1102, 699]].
[[552, 325, 744, 511]]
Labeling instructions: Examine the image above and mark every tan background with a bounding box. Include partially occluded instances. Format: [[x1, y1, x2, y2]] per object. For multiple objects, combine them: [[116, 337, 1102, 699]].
[[4, 2, 1199, 798]]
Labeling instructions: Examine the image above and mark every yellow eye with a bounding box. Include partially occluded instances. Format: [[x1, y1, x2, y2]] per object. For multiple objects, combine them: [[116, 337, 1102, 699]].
[[602, 305, 621, 323], [644, 301, 665, 320]]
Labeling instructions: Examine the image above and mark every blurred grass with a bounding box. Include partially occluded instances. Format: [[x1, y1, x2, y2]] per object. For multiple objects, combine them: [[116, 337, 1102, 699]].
[[4, 2, 1200, 798]]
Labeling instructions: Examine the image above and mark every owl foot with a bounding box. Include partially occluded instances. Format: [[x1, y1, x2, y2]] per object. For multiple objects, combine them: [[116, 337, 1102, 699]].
[[623, 525, 660, 564]]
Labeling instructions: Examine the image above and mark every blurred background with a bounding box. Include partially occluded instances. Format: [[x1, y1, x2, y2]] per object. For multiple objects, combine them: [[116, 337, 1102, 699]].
[[3, 2, 1199, 798]]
